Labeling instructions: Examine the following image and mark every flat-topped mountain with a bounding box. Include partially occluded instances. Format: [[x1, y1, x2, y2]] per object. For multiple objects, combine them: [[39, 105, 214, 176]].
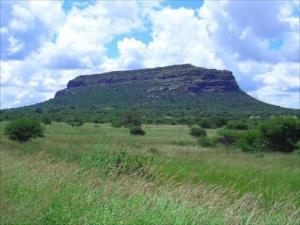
[[57, 64, 240, 97], [1, 64, 298, 123]]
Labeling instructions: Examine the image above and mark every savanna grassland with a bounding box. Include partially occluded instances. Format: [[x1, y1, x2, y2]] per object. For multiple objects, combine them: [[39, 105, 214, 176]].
[[1, 122, 300, 225]]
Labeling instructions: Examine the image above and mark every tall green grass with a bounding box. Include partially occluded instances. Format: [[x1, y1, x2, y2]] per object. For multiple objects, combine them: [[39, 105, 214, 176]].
[[1, 122, 300, 224]]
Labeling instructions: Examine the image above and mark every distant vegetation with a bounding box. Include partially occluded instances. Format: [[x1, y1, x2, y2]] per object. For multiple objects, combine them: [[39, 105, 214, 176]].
[[189, 116, 300, 153], [67, 117, 84, 127]]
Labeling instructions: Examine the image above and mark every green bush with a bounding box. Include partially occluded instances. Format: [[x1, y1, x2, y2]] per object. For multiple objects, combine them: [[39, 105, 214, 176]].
[[111, 119, 123, 128], [129, 126, 145, 136], [67, 118, 83, 127], [214, 117, 228, 128], [81, 145, 153, 175], [198, 136, 216, 147], [259, 116, 300, 152], [217, 129, 241, 146], [237, 129, 263, 153], [198, 118, 213, 128], [42, 116, 52, 125], [189, 126, 207, 138], [294, 140, 300, 153], [4, 118, 45, 142], [227, 121, 248, 130], [123, 111, 142, 127]]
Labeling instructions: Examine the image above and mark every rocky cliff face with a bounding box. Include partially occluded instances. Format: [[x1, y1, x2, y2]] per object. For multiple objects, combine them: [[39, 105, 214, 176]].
[[55, 64, 241, 97]]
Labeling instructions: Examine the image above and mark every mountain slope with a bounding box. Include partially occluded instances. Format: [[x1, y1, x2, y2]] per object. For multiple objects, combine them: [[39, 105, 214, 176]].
[[1, 64, 298, 123]]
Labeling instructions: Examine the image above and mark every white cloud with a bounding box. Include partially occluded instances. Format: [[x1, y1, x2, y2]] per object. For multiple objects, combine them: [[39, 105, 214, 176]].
[[7, 36, 23, 55], [0, 0, 299, 109]]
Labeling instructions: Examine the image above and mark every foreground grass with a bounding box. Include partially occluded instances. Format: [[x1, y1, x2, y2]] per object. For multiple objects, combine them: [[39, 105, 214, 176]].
[[1, 122, 300, 224], [1, 151, 299, 225]]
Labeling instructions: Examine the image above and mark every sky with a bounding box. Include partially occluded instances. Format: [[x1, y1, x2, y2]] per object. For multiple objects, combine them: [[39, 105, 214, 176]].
[[1, 0, 299, 109]]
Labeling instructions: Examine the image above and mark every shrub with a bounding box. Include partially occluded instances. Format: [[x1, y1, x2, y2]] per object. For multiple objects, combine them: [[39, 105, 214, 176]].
[[123, 111, 142, 127], [94, 118, 103, 124], [294, 140, 300, 153], [198, 118, 212, 128], [81, 145, 153, 175], [259, 116, 300, 152], [189, 126, 207, 138], [198, 136, 216, 147], [227, 120, 248, 130], [237, 129, 263, 153], [42, 116, 52, 125], [67, 118, 83, 127], [4, 118, 45, 142], [217, 129, 241, 146], [214, 117, 228, 128], [111, 119, 123, 128], [129, 126, 145, 136]]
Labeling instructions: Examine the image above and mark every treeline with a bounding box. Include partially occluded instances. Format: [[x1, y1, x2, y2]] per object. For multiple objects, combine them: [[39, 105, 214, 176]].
[[1, 102, 299, 126], [190, 116, 300, 153], [2, 107, 300, 153]]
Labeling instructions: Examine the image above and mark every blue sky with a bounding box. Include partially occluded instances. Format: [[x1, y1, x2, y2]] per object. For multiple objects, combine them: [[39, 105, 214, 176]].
[[1, 0, 299, 109]]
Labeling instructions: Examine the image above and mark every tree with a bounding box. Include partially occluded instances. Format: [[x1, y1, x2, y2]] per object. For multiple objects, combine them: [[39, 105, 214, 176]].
[[123, 111, 142, 127], [5, 118, 45, 142], [42, 116, 52, 125], [67, 118, 83, 127], [259, 116, 300, 152], [227, 120, 248, 130]]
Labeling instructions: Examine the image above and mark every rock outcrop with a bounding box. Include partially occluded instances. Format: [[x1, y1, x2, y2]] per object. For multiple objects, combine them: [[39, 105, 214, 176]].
[[55, 64, 240, 97]]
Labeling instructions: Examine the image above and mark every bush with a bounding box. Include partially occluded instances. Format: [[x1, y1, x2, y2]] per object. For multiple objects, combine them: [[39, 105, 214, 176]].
[[189, 126, 207, 138], [259, 116, 300, 152], [198, 118, 213, 128], [217, 129, 241, 146], [81, 145, 153, 175], [237, 129, 263, 153], [94, 118, 103, 124], [294, 140, 300, 153], [198, 136, 216, 147], [67, 118, 83, 127], [111, 119, 123, 128], [42, 116, 51, 125], [123, 111, 142, 127], [4, 118, 45, 142], [227, 121, 248, 130], [214, 117, 228, 128], [129, 126, 145, 136]]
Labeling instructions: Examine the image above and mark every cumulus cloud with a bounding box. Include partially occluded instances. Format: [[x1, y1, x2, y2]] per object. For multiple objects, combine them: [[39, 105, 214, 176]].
[[0, 0, 299, 109]]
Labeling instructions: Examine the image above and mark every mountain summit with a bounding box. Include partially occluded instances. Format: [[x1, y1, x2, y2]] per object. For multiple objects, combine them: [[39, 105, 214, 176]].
[[1, 64, 298, 123], [56, 64, 240, 97]]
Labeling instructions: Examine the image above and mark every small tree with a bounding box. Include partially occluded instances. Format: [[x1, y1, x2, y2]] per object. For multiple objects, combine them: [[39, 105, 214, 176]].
[[189, 126, 207, 138], [217, 129, 240, 146], [123, 111, 142, 127], [129, 126, 145, 136], [42, 116, 52, 125], [214, 117, 228, 128], [259, 116, 300, 152], [67, 118, 83, 127], [5, 118, 45, 142], [198, 118, 212, 128], [227, 120, 248, 130]]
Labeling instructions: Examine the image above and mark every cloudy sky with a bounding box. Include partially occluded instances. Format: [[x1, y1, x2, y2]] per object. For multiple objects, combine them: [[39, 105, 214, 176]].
[[1, 0, 299, 109]]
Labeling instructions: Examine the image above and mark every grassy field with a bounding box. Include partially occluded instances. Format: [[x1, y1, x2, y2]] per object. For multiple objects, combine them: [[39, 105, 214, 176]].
[[1, 123, 300, 225]]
